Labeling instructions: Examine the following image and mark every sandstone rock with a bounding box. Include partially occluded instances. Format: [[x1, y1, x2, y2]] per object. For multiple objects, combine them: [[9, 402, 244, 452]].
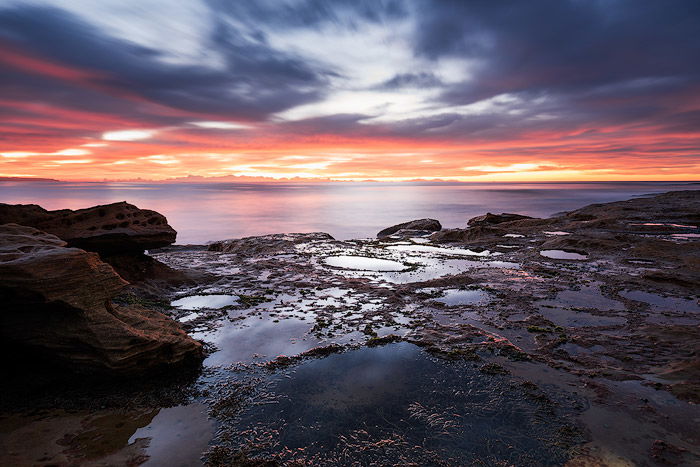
[[0, 224, 202, 376], [467, 212, 533, 227], [0, 201, 185, 284], [0, 201, 176, 253], [562, 190, 700, 227], [377, 219, 441, 238]]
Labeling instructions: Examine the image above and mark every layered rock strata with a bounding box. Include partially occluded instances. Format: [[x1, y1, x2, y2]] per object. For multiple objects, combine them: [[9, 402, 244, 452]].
[[0, 223, 202, 375]]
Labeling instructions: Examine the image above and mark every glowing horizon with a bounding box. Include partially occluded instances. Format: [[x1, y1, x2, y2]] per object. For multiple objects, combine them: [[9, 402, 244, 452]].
[[1, 1, 699, 182]]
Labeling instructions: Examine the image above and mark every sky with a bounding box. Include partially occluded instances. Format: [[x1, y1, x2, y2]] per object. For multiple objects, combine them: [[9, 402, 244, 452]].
[[0, 0, 699, 182]]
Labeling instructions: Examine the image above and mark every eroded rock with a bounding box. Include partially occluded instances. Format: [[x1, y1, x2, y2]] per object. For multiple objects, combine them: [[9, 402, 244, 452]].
[[0, 224, 202, 376], [432, 191, 700, 286], [0, 201, 176, 253], [377, 218, 441, 238], [0, 201, 186, 284]]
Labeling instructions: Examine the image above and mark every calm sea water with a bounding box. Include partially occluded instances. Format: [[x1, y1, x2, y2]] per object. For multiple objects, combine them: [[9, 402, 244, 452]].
[[0, 181, 697, 244]]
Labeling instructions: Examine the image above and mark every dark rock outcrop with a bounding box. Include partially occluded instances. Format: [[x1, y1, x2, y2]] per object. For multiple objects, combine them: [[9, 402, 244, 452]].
[[467, 212, 533, 227], [0, 224, 202, 376], [431, 225, 506, 243], [0, 201, 184, 284], [0, 201, 176, 253], [377, 219, 442, 238], [432, 190, 700, 288]]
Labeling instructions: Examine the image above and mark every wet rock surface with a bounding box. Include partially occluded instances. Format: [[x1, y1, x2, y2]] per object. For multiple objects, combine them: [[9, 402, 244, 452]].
[[0, 223, 202, 377], [208, 232, 334, 256], [2, 191, 699, 466]]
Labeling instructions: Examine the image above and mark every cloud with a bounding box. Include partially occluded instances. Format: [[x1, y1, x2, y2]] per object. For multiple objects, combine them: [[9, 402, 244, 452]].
[[0, 3, 334, 124], [102, 129, 157, 141], [189, 121, 252, 130], [412, 1, 700, 102], [378, 72, 443, 89]]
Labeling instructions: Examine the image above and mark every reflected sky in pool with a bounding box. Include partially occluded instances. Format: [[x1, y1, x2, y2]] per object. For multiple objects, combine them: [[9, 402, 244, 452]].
[[226, 342, 582, 465]]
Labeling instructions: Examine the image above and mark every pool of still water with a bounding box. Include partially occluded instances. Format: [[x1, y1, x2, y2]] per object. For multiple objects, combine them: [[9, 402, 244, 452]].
[[323, 255, 408, 271], [219, 343, 581, 465], [540, 250, 589, 260], [171, 294, 240, 310]]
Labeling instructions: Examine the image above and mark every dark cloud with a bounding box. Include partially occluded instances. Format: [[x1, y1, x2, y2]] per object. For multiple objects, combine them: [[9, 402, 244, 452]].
[[204, 0, 407, 30], [378, 72, 443, 89], [0, 4, 334, 125], [412, 0, 700, 103]]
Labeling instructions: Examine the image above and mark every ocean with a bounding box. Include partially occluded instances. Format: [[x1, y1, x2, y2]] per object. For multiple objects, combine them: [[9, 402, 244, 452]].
[[0, 180, 697, 244]]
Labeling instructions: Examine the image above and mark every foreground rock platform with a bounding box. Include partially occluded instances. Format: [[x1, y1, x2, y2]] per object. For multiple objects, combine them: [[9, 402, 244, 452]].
[[1, 190, 698, 466], [147, 190, 699, 465], [0, 223, 202, 376]]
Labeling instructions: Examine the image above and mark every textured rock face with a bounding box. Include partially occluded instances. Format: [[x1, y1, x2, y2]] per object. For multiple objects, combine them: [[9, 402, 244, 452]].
[[467, 212, 533, 227], [0, 223, 127, 309], [0, 201, 176, 253], [430, 225, 507, 243], [377, 219, 442, 238], [0, 224, 202, 375], [0, 201, 184, 284]]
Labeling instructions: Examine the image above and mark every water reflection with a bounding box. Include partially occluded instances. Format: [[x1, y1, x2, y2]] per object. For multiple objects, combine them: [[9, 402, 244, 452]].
[[1, 180, 696, 243], [323, 255, 408, 271], [197, 312, 319, 366], [386, 244, 491, 256], [129, 404, 214, 467], [171, 294, 239, 310], [540, 249, 588, 260], [0, 408, 158, 466], [431, 288, 493, 306], [227, 343, 580, 465]]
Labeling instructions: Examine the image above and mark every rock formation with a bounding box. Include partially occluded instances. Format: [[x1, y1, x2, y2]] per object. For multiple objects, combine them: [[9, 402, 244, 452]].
[[209, 232, 334, 256], [0, 201, 176, 252], [0, 201, 184, 284], [376, 218, 442, 238], [430, 190, 700, 288], [467, 212, 533, 227], [0, 223, 202, 376]]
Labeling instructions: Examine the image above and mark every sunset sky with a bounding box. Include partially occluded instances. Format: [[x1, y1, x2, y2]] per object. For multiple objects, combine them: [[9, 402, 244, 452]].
[[1, 0, 699, 181]]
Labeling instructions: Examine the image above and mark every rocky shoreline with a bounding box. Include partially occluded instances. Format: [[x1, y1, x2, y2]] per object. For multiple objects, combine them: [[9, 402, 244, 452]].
[[1, 190, 699, 465], [0, 202, 203, 377]]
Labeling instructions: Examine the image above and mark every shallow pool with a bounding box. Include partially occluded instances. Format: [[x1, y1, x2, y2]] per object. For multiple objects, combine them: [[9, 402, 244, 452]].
[[171, 294, 240, 310], [323, 255, 408, 271], [540, 250, 588, 260], [219, 342, 582, 465]]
